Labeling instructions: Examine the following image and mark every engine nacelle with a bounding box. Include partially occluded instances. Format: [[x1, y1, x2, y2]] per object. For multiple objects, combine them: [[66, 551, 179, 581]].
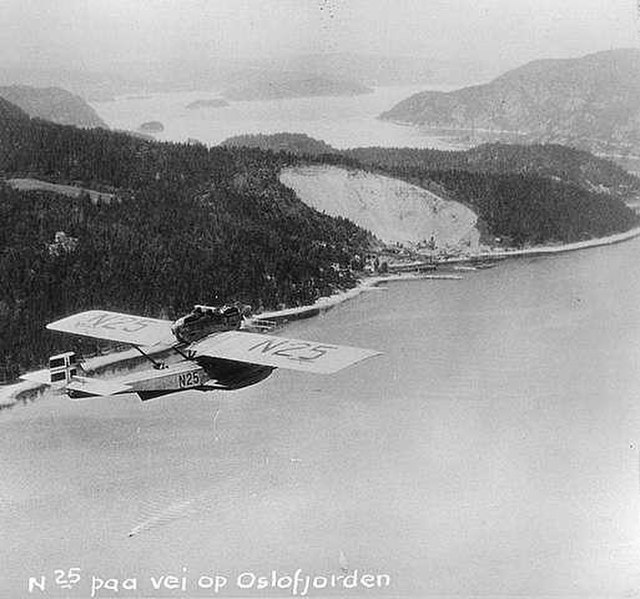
[[171, 304, 244, 345]]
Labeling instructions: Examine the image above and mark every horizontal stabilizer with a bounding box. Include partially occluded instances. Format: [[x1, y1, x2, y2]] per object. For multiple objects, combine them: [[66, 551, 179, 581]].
[[20, 369, 52, 385], [47, 310, 174, 347], [66, 376, 132, 397], [20, 371, 131, 397], [192, 331, 381, 374]]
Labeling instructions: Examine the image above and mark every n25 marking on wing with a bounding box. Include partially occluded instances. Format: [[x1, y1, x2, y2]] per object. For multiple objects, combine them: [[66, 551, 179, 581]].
[[248, 339, 338, 362], [77, 313, 150, 333]]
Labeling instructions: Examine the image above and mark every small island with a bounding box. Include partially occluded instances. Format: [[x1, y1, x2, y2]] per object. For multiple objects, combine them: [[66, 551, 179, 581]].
[[138, 121, 164, 133], [186, 99, 229, 110]]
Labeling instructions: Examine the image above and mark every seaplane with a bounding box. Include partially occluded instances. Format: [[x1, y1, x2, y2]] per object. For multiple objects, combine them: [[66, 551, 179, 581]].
[[21, 304, 380, 401]]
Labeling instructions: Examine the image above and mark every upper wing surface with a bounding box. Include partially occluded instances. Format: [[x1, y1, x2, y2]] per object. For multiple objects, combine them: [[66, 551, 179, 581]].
[[47, 310, 174, 347], [191, 331, 380, 374]]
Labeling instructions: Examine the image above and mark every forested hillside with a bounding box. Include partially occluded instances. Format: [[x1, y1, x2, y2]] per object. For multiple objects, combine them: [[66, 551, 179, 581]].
[[223, 132, 336, 156], [0, 99, 370, 381], [3, 102, 639, 381], [344, 143, 640, 201], [338, 149, 638, 247], [223, 133, 640, 202], [224, 133, 640, 247]]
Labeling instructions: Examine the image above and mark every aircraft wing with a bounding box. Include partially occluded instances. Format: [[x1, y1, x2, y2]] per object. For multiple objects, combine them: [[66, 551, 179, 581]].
[[191, 331, 380, 374], [46, 310, 174, 347]]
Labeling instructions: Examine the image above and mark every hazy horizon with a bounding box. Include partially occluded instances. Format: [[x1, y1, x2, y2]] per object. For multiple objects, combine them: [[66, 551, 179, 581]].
[[2, 0, 639, 82]]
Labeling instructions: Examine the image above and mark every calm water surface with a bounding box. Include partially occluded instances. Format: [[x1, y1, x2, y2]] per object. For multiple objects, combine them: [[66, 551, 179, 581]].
[[92, 86, 465, 150], [2, 238, 640, 596]]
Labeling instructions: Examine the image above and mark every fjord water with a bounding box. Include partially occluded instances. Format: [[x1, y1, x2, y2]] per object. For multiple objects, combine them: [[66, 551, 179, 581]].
[[3, 238, 640, 596], [92, 85, 464, 149]]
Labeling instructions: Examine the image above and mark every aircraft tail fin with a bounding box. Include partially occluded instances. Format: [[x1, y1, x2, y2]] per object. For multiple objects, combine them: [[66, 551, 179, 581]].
[[48, 351, 81, 385], [20, 352, 131, 398], [20, 351, 80, 387]]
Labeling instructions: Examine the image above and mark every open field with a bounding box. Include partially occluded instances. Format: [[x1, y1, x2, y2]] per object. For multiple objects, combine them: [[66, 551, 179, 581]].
[[7, 178, 115, 203]]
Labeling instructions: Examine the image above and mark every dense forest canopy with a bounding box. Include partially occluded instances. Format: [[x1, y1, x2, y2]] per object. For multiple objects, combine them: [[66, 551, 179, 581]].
[[224, 133, 640, 246], [222, 132, 336, 156], [335, 148, 639, 246], [1, 102, 639, 381], [343, 143, 640, 200], [0, 99, 370, 380]]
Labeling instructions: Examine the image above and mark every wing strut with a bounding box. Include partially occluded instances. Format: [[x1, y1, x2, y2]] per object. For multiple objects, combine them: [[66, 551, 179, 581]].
[[133, 345, 167, 370], [171, 345, 195, 361]]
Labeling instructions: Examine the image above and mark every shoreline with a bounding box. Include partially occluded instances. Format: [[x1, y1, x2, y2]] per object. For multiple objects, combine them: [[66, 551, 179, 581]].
[[457, 224, 640, 261], [2, 225, 639, 409], [0, 273, 461, 409]]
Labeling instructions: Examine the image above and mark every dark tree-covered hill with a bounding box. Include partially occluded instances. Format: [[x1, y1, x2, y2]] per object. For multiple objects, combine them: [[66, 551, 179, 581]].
[[220, 132, 640, 246], [1, 102, 639, 381], [343, 143, 640, 202], [0, 100, 370, 381], [222, 133, 336, 156], [220, 132, 640, 202], [339, 146, 639, 246]]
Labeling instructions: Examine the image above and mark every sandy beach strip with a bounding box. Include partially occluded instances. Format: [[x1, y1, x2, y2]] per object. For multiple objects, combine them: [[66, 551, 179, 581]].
[[481, 225, 640, 258], [442, 225, 640, 262]]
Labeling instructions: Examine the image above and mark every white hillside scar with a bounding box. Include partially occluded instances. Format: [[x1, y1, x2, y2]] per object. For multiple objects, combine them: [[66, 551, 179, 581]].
[[280, 165, 480, 252]]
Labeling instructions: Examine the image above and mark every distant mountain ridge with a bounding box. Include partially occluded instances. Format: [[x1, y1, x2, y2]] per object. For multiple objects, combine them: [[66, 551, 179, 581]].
[[380, 49, 640, 155], [261, 53, 433, 86], [0, 53, 435, 100], [222, 71, 372, 101], [0, 85, 107, 129]]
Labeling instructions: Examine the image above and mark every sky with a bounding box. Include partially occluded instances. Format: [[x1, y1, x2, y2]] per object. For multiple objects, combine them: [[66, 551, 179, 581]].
[[1, 0, 639, 74]]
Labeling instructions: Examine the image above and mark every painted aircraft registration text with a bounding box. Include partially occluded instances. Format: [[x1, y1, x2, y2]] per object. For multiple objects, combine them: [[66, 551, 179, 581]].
[[247, 338, 338, 362], [76, 313, 151, 334], [178, 371, 201, 388]]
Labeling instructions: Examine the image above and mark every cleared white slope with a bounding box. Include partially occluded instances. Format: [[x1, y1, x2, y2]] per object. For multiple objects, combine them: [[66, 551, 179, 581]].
[[280, 165, 480, 252]]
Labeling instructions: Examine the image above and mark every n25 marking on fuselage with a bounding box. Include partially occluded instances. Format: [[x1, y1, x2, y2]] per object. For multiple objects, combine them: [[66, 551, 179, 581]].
[[178, 371, 201, 388], [248, 338, 338, 362]]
